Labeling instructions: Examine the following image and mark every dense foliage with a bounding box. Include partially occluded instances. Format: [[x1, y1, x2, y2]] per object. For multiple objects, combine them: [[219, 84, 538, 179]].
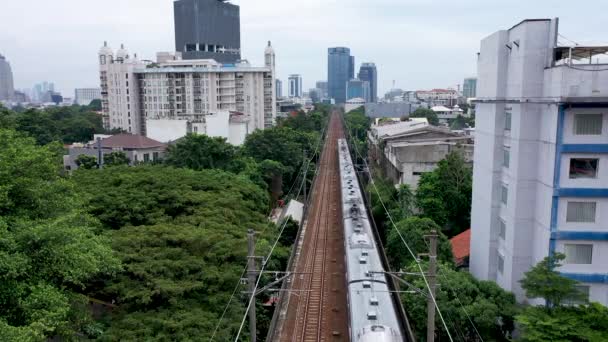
[[416, 151, 472, 238], [0, 105, 105, 145], [73, 166, 288, 340], [515, 253, 608, 341], [401, 263, 517, 341], [410, 107, 439, 126], [343, 107, 371, 163], [0, 129, 119, 341], [165, 134, 238, 171]]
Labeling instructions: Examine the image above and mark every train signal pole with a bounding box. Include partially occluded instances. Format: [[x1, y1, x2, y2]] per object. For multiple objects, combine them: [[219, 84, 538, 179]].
[[247, 229, 257, 342], [426, 230, 438, 342]]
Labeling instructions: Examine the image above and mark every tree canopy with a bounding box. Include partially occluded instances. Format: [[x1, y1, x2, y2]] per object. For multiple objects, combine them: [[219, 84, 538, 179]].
[[0, 129, 119, 341], [164, 134, 238, 171], [410, 107, 439, 126], [416, 151, 472, 237]]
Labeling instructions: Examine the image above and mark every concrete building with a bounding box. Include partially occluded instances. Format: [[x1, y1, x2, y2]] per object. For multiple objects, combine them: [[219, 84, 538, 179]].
[[74, 88, 102, 106], [431, 105, 466, 123], [276, 79, 283, 98], [346, 79, 370, 102], [316, 80, 328, 99], [0, 54, 15, 101], [344, 97, 365, 113], [369, 119, 473, 190], [99, 41, 276, 137], [364, 102, 423, 119], [328, 47, 352, 104], [463, 77, 477, 99], [470, 18, 608, 306], [288, 74, 302, 98], [174, 0, 241, 62], [416, 88, 459, 107], [358, 63, 378, 103], [64, 133, 167, 171]]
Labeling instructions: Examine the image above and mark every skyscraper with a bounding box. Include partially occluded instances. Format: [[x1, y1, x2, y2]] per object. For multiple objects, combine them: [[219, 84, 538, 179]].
[[276, 79, 283, 98], [463, 77, 477, 98], [346, 79, 370, 102], [0, 54, 15, 101], [358, 63, 378, 103], [174, 0, 241, 63], [328, 47, 352, 104], [288, 74, 302, 98]]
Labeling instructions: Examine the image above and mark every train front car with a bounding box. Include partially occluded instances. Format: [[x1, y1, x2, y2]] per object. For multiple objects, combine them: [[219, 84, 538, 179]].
[[338, 139, 403, 342]]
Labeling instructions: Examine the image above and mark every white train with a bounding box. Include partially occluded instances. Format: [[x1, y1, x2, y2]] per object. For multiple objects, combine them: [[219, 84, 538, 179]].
[[338, 139, 405, 342]]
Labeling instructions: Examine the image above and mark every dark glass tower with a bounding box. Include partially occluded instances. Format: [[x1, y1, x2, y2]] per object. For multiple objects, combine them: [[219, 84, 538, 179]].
[[328, 47, 352, 104], [358, 63, 378, 103], [174, 0, 241, 63]]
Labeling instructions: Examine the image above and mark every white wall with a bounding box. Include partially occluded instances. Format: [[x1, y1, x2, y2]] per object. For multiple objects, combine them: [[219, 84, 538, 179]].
[[146, 119, 189, 143]]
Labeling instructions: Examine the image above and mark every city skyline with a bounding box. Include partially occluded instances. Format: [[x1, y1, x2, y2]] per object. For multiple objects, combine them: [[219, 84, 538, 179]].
[[2, 0, 608, 96]]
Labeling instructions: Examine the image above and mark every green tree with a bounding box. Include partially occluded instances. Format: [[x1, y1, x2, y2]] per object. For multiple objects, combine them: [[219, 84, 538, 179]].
[[411, 107, 439, 126], [385, 217, 453, 268], [401, 263, 517, 341], [0, 129, 119, 340], [450, 115, 468, 130], [75, 154, 98, 170], [519, 253, 586, 308], [103, 151, 130, 167], [164, 134, 237, 171], [87, 99, 102, 111], [416, 151, 472, 237]]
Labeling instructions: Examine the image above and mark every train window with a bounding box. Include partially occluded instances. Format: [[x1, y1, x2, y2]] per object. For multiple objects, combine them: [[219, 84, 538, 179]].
[[367, 311, 378, 320], [362, 251, 369, 256], [362, 281, 372, 289], [369, 297, 379, 306], [354, 227, 362, 233], [359, 256, 367, 264]]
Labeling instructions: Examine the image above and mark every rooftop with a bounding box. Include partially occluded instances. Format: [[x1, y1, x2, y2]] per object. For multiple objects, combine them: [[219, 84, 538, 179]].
[[450, 229, 471, 266], [101, 134, 166, 149]]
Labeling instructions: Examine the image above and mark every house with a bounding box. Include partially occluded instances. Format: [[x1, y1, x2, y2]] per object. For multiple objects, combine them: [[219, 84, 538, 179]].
[[451, 229, 471, 269], [369, 119, 474, 189], [64, 134, 167, 171]]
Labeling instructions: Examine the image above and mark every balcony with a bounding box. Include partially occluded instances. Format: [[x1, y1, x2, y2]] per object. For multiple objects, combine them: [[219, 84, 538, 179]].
[[547, 46, 608, 100]]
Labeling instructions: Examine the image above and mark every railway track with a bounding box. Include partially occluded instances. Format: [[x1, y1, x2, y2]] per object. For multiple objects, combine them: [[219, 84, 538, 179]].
[[277, 112, 349, 342]]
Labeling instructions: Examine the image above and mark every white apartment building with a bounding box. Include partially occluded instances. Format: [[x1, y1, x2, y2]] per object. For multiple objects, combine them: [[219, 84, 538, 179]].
[[470, 18, 608, 306], [415, 88, 459, 107], [288, 74, 303, 98], [74, 88, 102, 106], [98, 41, 276, 138]]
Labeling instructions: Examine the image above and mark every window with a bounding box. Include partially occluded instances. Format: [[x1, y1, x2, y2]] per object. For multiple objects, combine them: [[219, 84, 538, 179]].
[[498, 254, 504, 274], [574, 114, 603, 135], [569, 158, 598, 179], [501, 184, 508, 205], [143, 154, 150, 162], [564, 244, 593, 264], [505, 112, 512, 131], [499, 219, 506, 240], [503, 147, 510, 168], [153, 152, 159, 161], [566, 202, 596, 223]]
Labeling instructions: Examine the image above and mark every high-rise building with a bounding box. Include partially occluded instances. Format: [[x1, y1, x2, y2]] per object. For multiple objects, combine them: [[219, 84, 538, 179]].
[[276, 79, 283, 98], [74, 88, 102, 106], [358, 63, 378, 103], [328, 47, 352, 104], [316, 81, 328, 99], [346, 79, 370, 102], [462, 77, 477, 99], [470, 18, 608, 306], [0, 54, 15, 101], [174, 0, 241, 63], [99, 41, 275, 135], [288, 74, 303, 98]]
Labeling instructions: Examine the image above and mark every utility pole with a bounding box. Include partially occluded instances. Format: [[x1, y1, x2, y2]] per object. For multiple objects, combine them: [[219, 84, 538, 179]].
[[302, 149, 308, 214], [96, 137, 104, 169], [247, 229, 257, 342], [426, 230, 438, 342]]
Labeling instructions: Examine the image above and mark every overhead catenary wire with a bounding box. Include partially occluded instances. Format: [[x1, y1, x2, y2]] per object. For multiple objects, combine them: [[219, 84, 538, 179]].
[[211, 117, 329, 341], [342, 115, 455, 342]]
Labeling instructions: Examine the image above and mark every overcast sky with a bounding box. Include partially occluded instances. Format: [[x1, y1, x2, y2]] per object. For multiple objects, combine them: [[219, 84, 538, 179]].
[[2, 0, 608, 97]]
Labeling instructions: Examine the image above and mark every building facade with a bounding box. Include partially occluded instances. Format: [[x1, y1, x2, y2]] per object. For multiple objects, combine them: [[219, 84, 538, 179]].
[[415, 88, 459, 107], [316, 81, 328, 99], [174, 0, 241, 62], [99, 42, 275, 137], [0, 54, 15, 101], [328, 47, 352, 104], [470, 18, 608, 306], [462, 77, 477, 99], [358, 63, 378, 103], [276, 79, 283, 98], [288, 74, 302, 98], [75, 88, 102, 106], [346, 79, 370, 102]]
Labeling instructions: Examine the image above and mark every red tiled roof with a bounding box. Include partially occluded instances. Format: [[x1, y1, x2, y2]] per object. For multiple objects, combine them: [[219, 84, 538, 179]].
[[450, 229, 471, 265], [101, 134, 166, 149]]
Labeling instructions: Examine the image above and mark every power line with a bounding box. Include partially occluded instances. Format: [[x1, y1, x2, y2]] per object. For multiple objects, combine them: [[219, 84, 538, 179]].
[[342, 116, 455, 342]]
